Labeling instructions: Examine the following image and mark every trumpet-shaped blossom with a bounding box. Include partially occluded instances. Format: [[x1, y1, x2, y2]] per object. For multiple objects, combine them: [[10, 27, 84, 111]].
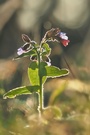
[[59, 32, 70, 47], [17, 28, 70, 57], [17, 43, 31, 55], [44, 28, 70, 47], [17, 48, 25, 55]]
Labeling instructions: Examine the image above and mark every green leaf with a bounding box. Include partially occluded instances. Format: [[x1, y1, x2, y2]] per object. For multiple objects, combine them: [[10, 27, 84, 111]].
[[38, 63, 69, 78], [14, 48, 36, 60], [28, 62, 39, 85], [28, 61, 69, 85], [28, 61, 47, 85], [3, 85, 40, 99], [42, 43, 51, 56], [45, 66, 69, 78]]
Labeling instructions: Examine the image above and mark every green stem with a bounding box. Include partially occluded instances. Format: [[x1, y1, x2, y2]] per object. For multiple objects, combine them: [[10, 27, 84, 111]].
[[37, 47, 43, 115]]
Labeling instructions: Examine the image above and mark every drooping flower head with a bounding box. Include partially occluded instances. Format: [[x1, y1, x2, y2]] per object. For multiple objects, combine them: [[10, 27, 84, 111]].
[[16, 28, 70, 63], [44, 28, 70, 47], [58, 32, 70, 47]]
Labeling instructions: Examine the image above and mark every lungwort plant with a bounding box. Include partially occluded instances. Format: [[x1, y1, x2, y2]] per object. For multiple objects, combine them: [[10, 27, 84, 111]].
[[3, 28, 70, 115]]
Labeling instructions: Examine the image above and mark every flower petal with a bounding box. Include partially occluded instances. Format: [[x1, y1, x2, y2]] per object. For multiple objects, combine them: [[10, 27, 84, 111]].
[[59, 32, 68, 40], [17, 48, 25, 55], [61, 39, 70, 47]]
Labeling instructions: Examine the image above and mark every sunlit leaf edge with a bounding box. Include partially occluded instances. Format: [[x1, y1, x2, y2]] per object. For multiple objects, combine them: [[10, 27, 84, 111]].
[[28, 61, 48, 85], [45, 66, 69, 78], [3, 85, 40, 99]]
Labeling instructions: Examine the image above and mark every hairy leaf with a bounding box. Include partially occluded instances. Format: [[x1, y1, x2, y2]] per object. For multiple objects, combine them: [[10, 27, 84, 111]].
[[45, 66, 69, 78], [28, 61, 69, 85], [3, 85, 40, 99], [28, 61, 47, 85]]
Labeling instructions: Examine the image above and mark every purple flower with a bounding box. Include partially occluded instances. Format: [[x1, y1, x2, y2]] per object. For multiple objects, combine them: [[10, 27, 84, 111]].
[[17, 43, 31, 55], [59, 32, 68, 40], [17, 48, 25, 55], [44, 28, 70, 47], [59, 32, 70, 47]]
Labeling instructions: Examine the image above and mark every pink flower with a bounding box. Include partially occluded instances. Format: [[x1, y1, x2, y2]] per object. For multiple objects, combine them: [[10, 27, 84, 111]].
[[59, 32, 70, 47], [44, 28, 70, 47], [60, 39, 70, 47]]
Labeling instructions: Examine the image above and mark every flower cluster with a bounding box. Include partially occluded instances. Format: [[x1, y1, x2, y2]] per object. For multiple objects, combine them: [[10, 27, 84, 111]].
[[16, 28, 70, 61], [59, 32, 70, 47], [44, 28, 70, 47]]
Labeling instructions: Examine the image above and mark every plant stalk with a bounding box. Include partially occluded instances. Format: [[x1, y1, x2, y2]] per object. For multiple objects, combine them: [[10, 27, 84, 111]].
[[37, 47, 44, 115]]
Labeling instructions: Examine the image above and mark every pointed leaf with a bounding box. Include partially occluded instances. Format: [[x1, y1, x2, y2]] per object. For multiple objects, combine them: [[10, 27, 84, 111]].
[[28, 62, 39, 85], [38, 62, 69, 78], [3, 85, 40, 99], [28, 61, 47, 85], [28, 62, 69, 85], [45, 66, 69, 78]]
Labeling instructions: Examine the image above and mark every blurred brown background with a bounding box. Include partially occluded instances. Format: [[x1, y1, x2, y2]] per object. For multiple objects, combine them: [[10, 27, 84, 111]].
[[0, 0, 90, 134], [0, 0, 90, 91]]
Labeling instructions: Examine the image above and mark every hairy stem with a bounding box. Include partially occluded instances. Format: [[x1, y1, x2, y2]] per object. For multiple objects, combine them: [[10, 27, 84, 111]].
[[37, 46, 43, 115]]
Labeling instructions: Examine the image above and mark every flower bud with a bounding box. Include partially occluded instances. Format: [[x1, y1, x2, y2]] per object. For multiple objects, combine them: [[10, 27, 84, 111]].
[[22, 34, 31, 43]]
